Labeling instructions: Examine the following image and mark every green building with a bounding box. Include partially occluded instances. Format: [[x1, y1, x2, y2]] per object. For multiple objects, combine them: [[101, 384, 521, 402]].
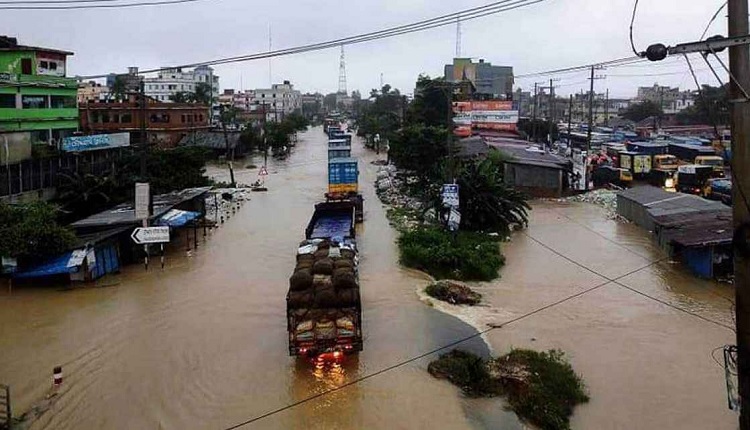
[[0, 36, 78, 163]]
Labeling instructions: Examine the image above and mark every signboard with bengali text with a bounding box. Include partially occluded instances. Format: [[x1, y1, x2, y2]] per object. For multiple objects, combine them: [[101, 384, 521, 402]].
[[62, 133, 130, 152]]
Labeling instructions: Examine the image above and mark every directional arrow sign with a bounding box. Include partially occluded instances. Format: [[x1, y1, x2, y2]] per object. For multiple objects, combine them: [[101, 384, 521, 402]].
[[131, 226, 170, 245]]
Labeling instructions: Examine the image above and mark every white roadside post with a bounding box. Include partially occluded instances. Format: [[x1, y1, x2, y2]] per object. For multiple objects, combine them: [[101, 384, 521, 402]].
[[135, 183, 151, 270]]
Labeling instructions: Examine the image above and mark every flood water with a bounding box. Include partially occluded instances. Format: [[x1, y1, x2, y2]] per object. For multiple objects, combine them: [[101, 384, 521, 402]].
[[0, 127, 737, 429]]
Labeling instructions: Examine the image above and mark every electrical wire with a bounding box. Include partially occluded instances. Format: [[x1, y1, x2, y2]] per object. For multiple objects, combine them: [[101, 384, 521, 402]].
[[0, 0, 210, 9], [221, 255, 668, 430], [76, 0, 546, 78], [515, 56, 645, 80], [629, 0, 645, 57], [700, 1, 728, 41], [0, 0, 168, 4]]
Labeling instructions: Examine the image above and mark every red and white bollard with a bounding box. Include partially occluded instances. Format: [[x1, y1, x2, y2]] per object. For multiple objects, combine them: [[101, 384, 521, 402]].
[[53, 366, 62, 387]]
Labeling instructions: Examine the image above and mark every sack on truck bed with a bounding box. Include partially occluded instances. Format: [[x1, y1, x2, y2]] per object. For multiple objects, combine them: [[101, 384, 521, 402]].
[[295, 260, 313, 271], [312, 274, 333, 289], [314, 285, 338, 308], [287, 290, 313, 308], [337, 288, 359, 307], [312, 258, 334, 275], [333, 259, 354, 270], [289, 269, 313, 292], [313, 249, 330, 260], [297, 253, 315, 264], [340, 249, 355, 260], [333, 269, 357, 290]]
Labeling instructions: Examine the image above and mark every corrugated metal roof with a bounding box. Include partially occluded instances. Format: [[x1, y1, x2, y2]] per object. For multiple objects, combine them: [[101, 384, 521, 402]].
[[659, 210, 733, 247], [179, 131, 240, 149], [70, 187, 211, 229]]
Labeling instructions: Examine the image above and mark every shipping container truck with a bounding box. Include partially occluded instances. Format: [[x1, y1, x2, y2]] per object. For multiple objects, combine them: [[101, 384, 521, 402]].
[[668, 143, 716, 163], [326, 158, 363, 223], [618, 151, 652, 177], [287, 201, 363, 358]]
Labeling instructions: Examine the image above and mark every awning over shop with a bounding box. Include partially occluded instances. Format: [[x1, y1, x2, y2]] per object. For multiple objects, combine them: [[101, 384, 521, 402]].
[[156, 209, 202, 228], [12, 251, 79, 279]]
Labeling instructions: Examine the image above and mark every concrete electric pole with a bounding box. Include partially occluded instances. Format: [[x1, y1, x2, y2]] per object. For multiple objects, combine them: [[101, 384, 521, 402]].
[[729, 0, 750, 427]]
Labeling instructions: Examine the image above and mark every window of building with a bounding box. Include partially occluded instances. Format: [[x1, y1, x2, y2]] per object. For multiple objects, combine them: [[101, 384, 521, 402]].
[[161, 85, 165, 90], [29, 130, 49, 144], [0, 94, 14, 108], [121, 113, 132, 123], [21, 58, 32, 75], [273, 93, 276, 98], [40, 61, 49, 69], [102, 114, 110, 123], [49, 62, 57, 71], [181, 114, 186, 123], [261, 94, 265, 98], [50, 95, 76, 109], [22, 95, 47, 109]]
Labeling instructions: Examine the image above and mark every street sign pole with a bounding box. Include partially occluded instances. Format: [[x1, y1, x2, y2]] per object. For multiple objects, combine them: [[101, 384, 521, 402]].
[[135, 183, 151, 270]]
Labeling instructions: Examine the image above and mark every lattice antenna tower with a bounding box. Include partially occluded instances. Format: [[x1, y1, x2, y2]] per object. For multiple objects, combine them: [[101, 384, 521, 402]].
[[338, 45, 348, 95], [456, 16, 462, 57]]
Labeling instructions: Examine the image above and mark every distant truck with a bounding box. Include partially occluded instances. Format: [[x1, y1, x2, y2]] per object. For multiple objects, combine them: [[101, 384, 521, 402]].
[[676, 165, 714, 195], [327, 157, 363, 223], [707, 178, 732, 206], [287, 201, 363, 358], [618, 151, 652, 177], [591, 166, 633, 187], [668, 143, 717, 163]]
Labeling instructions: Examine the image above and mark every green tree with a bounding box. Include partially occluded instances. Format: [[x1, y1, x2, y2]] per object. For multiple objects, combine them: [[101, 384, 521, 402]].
[[456, 154, 530, 234], [677, 84, 729, 128], [170, 91, 192, 103], [389, 123, 451, 190], [193, 83, 213, 105], [407, 75, 453, 128], [264, 121, 291, 155], [109, 75, 127, 101], [517, 119, 559, 143], [621, 100, 663, 122], [0, 202, 76, 264], [56, 168, 115, 218], [323, 93, 338, 112]]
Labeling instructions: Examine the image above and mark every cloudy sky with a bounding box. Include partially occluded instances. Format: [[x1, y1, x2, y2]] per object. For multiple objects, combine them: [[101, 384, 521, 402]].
[[0, 0, 732, 98]]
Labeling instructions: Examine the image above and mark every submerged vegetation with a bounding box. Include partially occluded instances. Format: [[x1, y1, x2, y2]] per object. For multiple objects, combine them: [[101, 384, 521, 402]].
[[429, 349, 589, 430], [398, 227, 504, 281]]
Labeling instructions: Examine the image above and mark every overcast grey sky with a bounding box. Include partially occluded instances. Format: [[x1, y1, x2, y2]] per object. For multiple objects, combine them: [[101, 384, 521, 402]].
[[0, 0, 732, 98]]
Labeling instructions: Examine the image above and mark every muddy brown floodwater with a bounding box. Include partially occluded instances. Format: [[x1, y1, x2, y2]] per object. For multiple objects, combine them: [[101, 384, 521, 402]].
[[0, 126, 738, 430]]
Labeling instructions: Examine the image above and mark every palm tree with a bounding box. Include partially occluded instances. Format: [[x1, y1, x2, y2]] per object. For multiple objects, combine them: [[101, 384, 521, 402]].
[[456, 156, 530, 235], [219, 105, 239, 160]]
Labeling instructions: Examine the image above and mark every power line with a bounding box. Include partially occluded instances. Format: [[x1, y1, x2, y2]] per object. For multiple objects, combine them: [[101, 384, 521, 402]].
[[700, 1, 729, 41], [221, 255, 669, 429], [521, 230, 734, 331], [77, 0, 546, 79], [0, 0, 169, 4], [515, 56, 645, 80], [0, 0, 212, 9], [629, 0, 645, 57]]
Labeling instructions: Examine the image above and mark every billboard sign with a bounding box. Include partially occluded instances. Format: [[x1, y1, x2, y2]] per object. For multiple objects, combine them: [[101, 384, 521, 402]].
[[452, 101, 518, 134], [62, 133, 131, 152]]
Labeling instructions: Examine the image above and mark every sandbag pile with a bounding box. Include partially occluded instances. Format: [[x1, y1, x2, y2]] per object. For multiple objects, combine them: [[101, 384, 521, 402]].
[[287, 239, 359, 310]]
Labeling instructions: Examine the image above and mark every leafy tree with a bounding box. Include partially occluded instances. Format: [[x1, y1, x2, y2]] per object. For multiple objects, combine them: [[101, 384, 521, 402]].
[[517, 119, 559, 143], [323, 93, 338, 112], [283, 112, 310, 132], [356, 84, 405, 147], [170, 91, 192, 103], [56, 168, 115, 218], [621, 100, 663, 122], [109, 76, 127, 101], [0, 202, 76, 264], [240, 124, 263, 151], [193, 83, 213, 105], [456, 154, 530, 234], [264, 121, 291, 155], [677, 84, 729, 128], [389, 123, 450, 189], [406, 75, 453, 128]]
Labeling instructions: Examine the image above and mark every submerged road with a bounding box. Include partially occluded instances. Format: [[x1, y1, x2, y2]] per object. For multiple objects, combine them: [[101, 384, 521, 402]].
[[0, 127, 502, 430]]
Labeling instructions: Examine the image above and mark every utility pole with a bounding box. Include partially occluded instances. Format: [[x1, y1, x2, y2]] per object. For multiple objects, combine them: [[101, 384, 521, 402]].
[[532, 82, 539, 142], [605, 88, 609, 127], [548, 78, 555, 146], [567, 94, 573, 145], [587, 66, 594, 152], [729, 0, 750, 427], [139, 79, 147, 179]]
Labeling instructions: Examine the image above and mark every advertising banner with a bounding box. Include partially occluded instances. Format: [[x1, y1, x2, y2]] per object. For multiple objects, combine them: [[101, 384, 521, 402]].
[[62, 133, 130, 152]]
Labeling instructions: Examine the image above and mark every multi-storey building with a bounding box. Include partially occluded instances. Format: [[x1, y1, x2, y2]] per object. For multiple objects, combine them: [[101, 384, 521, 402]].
[[79, 94, 210, 148], [445, 58, 514, 100], [0, 36, 78, 162], [78, 81, 110, 104]]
